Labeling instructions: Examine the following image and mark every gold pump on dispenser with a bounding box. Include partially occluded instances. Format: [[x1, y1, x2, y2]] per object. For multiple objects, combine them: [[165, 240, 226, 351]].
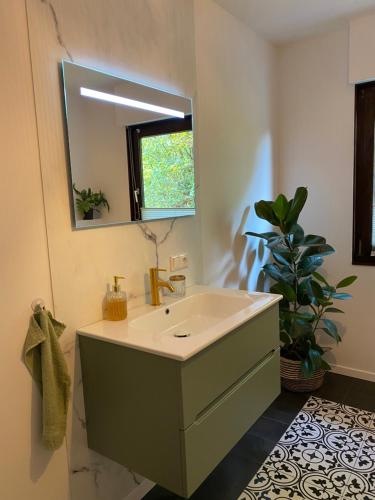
[[103, 275, 127, 321]]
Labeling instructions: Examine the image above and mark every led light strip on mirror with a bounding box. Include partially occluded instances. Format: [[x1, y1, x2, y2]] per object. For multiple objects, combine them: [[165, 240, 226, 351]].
[[80, 87, 185, 118]]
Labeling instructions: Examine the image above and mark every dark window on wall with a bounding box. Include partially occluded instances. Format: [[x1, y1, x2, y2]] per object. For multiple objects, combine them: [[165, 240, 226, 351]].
[[353, 81, 375, 265], [126, 115, 194, 221]]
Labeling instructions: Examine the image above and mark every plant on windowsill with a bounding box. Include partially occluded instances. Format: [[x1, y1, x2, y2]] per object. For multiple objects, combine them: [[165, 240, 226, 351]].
[[73, 185, 110, 220], [246, 187, 357, 392]]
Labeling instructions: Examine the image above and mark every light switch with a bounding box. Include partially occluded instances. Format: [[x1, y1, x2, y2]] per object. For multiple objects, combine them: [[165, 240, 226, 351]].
[[169, 253, 188, 271]]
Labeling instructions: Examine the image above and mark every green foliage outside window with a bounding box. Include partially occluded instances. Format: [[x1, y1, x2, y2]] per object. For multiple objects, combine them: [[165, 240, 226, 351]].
[[141, 131, 195, 209]]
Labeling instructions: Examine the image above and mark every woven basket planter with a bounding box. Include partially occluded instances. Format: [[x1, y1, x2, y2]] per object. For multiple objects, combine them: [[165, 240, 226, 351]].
[[280, 356, 325, 392]]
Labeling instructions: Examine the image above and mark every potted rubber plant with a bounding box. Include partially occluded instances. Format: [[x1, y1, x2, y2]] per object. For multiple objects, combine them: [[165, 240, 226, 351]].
[[246, 187, 357, 392], [73, 185, 110, 220]]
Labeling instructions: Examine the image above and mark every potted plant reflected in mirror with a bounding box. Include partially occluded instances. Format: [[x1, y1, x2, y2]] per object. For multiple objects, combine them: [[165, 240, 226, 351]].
[[73, 185, 110, 220], [246, 187, 357, 392]]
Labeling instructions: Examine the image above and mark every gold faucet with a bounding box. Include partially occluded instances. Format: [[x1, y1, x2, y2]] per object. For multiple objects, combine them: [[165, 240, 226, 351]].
[[149, 267, 175, 306]]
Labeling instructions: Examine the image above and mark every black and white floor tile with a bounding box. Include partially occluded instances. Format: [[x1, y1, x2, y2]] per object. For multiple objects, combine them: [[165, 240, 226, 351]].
[[238, 396, 375, 500]]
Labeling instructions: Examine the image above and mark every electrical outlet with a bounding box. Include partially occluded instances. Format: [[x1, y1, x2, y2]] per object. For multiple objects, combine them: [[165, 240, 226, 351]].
[[169, 253, 188, 271]]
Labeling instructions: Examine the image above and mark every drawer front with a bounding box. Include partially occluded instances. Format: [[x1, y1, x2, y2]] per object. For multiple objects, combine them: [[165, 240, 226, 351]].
[[180, 305, 279, 428], [181, 349, 280, 497], [79, 336, 184, 495]]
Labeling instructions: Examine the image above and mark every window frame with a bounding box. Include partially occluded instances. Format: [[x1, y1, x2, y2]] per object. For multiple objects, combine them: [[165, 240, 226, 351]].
[[353, 81, 375, 265], [126, 114, 193, 221]]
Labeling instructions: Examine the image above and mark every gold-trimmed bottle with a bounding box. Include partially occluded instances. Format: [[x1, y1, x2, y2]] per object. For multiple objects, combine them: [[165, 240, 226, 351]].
[[103, 276, 127, 321]]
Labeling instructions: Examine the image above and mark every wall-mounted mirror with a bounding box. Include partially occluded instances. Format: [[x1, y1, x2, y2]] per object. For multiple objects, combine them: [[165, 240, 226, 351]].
[[62, 61, 195, 228]]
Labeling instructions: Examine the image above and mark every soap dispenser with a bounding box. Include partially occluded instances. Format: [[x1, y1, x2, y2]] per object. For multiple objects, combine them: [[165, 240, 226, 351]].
[[103, 275, 127, 321]]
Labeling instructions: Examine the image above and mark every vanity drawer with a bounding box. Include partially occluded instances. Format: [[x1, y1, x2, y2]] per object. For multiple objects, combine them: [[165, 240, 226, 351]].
[[180, 305, 279, 428], [181, 349, 280, 497]]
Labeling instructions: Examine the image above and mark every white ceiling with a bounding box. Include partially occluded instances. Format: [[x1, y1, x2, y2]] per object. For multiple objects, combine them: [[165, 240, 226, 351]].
[[214, 0, 375, 43]]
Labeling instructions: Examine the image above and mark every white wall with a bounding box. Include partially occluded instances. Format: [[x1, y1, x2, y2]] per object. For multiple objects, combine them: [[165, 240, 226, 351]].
[[25, 0, 201, 498], [278, 27, 375, 382], [0, 1, 70, 499], [349, 11, 375, 83], [194, 0, 277, 290]]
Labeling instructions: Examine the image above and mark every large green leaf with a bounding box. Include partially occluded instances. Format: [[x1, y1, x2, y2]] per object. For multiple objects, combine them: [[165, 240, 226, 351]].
[[269, 242, 298, 259], [254, 200, 280, 226], [307, 279, 325, 304], [297, 279, 313, 305], [245, 231, 279, 240], [298, 256, 324, 277], [266, 237, 285, 250], [272, 194, 290, 222], [270, 282, 296, 302], [263, 263, 283, 281], [267, 245, 295, 266], [270, 285, 290, 308], [301, 244, 335, 260], [336, 275, 358, 288], [272, 250, 292, 267], [332, 292, 352, 300], [302, 358, 314, 378], [302, 234, 327, 246], [290, 319, 313, 338], [263, 263, 294, 284], [325, 307, 344, 314], [322, 319, 341, 343], [312, 271, 329, 286], [284, 187, 308, 229], [308, 348, 323, 370], [322, 328, 340, 342], [322, 284, 336, 293], [320, 328, 341, 344], [289, 224, 305, 247]]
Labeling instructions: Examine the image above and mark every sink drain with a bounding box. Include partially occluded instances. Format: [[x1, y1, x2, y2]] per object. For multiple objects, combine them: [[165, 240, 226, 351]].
[[174, 332, 191, 338]]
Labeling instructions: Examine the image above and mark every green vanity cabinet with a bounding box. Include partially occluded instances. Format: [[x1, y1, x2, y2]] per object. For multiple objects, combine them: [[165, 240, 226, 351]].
[[78, 304, 280, 498]]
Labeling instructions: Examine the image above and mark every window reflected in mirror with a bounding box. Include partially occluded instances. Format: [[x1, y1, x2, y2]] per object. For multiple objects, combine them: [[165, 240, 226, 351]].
[[126, 115, 194, 221], [61, 61, 195, 229]]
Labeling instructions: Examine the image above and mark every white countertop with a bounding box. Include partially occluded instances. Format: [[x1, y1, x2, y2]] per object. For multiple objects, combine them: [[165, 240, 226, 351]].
[[77, 285, 282, 361]]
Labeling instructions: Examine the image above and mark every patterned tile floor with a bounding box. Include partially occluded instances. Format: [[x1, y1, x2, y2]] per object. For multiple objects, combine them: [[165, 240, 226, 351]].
[[238, 397, 375, 500], [144, 374, 375, 500]]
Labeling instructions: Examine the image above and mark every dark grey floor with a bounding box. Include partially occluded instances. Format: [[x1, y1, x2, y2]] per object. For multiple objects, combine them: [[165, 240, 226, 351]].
[[143, 373, 375, 500]]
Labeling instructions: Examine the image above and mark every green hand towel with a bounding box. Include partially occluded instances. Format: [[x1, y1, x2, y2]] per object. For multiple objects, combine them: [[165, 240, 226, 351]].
[[23, 307, 71, 450]]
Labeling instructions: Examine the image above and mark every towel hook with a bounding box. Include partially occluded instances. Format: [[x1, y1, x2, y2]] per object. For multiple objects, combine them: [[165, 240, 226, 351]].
[[31, 298, 45, 312]]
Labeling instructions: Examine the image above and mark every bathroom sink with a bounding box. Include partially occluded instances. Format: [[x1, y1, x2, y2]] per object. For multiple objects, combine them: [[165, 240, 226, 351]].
[[129, 291, 255, 338], [78, 285, 282, 360]]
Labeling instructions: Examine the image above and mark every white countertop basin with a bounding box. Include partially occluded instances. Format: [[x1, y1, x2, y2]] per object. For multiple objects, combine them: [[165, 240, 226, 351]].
[[78, 285, 282, 361]]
